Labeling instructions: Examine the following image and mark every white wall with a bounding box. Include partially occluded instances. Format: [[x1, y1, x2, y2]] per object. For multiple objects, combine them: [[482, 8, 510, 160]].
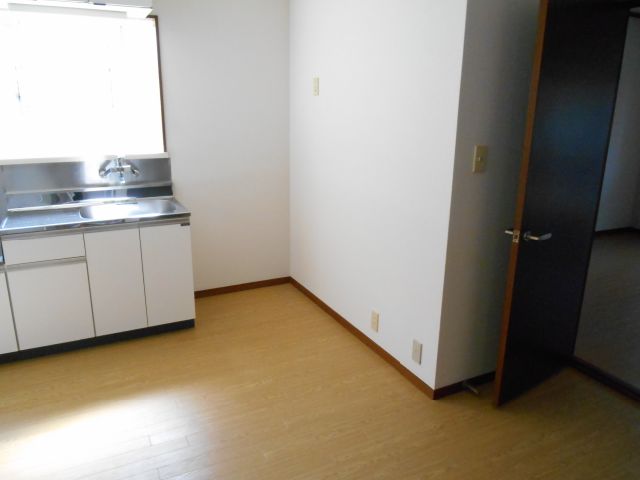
[[597, 18, 640, 232], [435, 0, 539, 388], [153, 0, 290, 290], [290, 0, 469, 387], [154, 0, 538, 389]]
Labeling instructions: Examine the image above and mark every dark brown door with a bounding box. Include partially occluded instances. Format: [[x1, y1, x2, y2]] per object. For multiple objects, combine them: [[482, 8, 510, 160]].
[[495, 0, 638, 406]]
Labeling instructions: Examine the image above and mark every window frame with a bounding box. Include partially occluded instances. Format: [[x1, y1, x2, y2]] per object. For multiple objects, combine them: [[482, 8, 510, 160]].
[[150, 15, 168, 153], [0, 11, 168, 160]]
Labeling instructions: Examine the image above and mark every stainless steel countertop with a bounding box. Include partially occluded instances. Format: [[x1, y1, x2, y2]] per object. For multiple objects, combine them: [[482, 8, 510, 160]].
[[0, 198, 191, 236]]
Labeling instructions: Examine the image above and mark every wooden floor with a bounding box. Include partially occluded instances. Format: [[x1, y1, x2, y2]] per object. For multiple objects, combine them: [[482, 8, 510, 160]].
[[576, 230, 640, 389], [0, 285, 638, 480]]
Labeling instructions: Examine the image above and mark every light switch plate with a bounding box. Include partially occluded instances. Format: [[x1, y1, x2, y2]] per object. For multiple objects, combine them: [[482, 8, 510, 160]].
[[412, 340, 423, 365], [473, 145, 489, 173], [371, 311, 380, 333], [313, 77, 320, 96]]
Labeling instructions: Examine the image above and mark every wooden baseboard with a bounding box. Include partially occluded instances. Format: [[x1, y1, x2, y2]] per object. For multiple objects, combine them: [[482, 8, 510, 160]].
[[571, 356, 640, 402], [289, 278, 436, 399], [196, 276, 492, 401], [195, 277, 292, 298]]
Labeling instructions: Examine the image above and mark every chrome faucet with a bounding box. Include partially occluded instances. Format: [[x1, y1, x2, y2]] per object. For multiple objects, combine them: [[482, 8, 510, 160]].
[[99, 157, 141, 184]]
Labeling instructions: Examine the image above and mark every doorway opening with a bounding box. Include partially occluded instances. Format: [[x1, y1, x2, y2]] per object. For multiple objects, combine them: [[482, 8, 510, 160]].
[[575, 16, 640, 397]]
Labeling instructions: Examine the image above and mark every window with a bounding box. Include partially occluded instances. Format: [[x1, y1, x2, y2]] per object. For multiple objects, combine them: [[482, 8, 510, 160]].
[[0, 9, 164, 160]]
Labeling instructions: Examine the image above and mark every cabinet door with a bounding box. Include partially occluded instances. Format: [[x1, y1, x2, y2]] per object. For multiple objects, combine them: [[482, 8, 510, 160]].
[[0, 272, 17, 354], [9, 259, 95, 350], [85, 229, 148, 336], [140, 223, 195, 326]]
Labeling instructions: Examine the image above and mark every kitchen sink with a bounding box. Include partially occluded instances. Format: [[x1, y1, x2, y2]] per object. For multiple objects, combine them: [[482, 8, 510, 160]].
[[79, 199, 177, 221]]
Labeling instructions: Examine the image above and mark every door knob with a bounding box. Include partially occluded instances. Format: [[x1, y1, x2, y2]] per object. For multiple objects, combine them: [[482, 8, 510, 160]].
[[523, 231, 552, 242]]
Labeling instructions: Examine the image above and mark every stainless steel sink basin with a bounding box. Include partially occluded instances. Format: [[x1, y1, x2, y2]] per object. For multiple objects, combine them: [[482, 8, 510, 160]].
[[79, 199, 177, 221]]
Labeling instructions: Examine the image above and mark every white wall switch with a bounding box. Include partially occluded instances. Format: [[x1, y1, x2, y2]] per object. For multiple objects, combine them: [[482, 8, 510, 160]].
[[371, 311, 380, 332], [313, 77, 320, 96], [412, 340, 423, 365], [473, 145, 489, 173]]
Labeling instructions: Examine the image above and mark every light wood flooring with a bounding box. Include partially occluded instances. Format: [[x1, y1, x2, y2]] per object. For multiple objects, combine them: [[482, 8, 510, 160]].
[[0, 284, 638, 479], [576, 230, 640, 389]]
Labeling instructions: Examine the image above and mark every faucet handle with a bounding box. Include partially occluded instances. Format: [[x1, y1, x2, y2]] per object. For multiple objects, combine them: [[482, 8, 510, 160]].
[[129, 163, 141, 176], [98, 160, 112, 178]]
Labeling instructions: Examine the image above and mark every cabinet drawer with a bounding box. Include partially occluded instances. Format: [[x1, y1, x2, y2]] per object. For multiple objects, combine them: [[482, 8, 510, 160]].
[[3, 234, 85, 265]]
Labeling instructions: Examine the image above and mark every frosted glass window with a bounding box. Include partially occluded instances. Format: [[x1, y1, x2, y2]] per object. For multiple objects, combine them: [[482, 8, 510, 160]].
[[0, 10, 164, 160]]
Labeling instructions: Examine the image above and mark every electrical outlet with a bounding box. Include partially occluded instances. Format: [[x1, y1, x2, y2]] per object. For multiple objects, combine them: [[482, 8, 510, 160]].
[[371, 311, 380, 333], [473, 145, 489, 173], [313, 77, 320, 96], [412, 340, 423, 365]]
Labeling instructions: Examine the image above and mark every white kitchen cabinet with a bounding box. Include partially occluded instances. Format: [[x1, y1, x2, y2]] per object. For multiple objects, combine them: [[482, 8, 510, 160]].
[[0, 272, 17, 354], [85, 228, 148, 336], [140, 223, 195, 326], [8, 259, 95, 350]]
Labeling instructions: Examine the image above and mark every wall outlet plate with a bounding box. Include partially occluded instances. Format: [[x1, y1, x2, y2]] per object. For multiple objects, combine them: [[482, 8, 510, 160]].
[[412, 340, 423, 365], [371, 311, 380, 332], [473, 145, 489, 173]]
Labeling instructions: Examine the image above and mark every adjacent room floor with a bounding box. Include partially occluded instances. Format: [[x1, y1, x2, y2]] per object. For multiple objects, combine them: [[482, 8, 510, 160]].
[[576, 230, 640, 389], [0, 285, 638, 480]]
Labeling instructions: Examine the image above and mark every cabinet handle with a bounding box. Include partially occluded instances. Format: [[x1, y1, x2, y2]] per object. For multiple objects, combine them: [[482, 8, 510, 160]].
[[5, 257, 86, 271]]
